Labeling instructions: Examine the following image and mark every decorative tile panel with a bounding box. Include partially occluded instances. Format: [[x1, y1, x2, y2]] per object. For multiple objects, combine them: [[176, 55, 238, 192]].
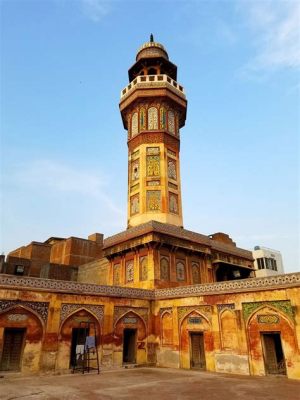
[[60, 303, 104, 324], [125, 260, 134, 283], [168, 159, 177, 180], [217, 303, 235, 312], [140, 108, 146, 131], [160, 107, 166, 129], [113, 264, 121, 286], [176, 260, 186, 281], [131, 112, 138, 136], [191, 262, 201, 284], [0, 300, 49, 323], [147, 190, 161, 211], [113, 306, 149, 326], [148, 107, 158, 130], [257, 314, 280, 324], [169, 193, 179, 214], [130, 194, 139, 215], [160, 256, 170, 280], [139, 256, 148, 281], [168, 111, 175, 134], [131, 159, 139, 181], [159, 307, 173, 315], [242, 300, 294, 322], [147, 155, 160, 177], [178, 305, 212, 325]]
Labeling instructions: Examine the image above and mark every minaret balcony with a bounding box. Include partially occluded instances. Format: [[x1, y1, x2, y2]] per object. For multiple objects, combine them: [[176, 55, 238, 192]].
[[120, 74, 186, 101]]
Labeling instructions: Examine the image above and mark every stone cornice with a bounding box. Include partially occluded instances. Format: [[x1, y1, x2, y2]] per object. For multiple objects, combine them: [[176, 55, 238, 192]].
[[0, 273, 299, 300]]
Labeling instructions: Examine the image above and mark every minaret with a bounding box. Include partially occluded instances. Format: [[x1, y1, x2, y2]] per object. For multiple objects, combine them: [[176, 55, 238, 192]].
[[120, 36, 187, 228]]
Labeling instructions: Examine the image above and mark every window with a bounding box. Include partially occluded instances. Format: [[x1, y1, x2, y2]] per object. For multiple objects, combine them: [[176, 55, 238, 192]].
[[257, 258, 265, 269]]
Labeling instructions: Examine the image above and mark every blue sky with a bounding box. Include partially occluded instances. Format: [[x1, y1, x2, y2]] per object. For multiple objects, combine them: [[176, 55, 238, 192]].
[[1, 0, 299, 273]]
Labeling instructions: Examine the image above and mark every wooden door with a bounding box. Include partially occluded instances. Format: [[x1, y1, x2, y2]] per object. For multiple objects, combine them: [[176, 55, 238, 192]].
[[0, 328, 26, 371], [190, 332, 206, 370], [262, 333, 286, 375]]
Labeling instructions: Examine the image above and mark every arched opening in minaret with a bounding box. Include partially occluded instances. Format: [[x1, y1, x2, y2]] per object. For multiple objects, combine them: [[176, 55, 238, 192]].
[[148, 67, 157, 75]]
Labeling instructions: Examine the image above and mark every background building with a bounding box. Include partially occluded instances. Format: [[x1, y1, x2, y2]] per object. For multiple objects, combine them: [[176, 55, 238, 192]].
[[253, 246, 284, 277]]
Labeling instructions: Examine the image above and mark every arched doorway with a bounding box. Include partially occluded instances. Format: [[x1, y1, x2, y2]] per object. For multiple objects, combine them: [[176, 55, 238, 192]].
[[57, 309, 101, 371], [247, 306, 297, 377], [180, 311, 213, 370], [0, 306, 44, 373], [114, 311, 147, 366]]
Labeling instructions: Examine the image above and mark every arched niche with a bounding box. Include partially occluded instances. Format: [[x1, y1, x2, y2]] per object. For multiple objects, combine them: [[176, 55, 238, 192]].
[[161, 311, 173, 346], [114, 311, 147, 366], [220, 309, 239, 352], [247, 306, 297, 377], [180, 310, 212, 370], [0, 305, 44, 373], [56, 308, 101, 371]]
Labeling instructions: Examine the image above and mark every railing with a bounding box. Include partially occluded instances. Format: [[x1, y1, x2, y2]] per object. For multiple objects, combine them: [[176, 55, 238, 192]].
[[120, 74, 185, 99]]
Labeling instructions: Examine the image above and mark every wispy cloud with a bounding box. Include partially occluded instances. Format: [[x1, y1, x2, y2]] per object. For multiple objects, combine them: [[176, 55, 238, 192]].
[[239, 0, 300, 72], [11, 159, 124, 216], [80, 0, 111, 22]]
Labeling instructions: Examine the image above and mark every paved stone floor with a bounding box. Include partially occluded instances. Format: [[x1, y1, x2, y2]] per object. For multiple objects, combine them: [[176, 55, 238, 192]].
[[0, 367, 299, 400]]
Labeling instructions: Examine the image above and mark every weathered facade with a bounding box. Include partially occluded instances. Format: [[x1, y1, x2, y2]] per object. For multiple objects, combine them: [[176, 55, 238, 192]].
[[1, 37, 299, 379], [0, 273, 299, 378]]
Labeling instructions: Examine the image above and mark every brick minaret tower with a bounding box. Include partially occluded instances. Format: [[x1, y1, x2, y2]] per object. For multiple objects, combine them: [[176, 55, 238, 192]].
[[119, 35, 187, 228]]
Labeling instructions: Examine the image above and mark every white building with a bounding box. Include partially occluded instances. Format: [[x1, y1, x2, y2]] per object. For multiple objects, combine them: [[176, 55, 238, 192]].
[[252, 246, 284, 277]]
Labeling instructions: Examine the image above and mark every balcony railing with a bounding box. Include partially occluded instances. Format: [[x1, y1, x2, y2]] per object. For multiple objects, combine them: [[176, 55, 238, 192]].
[[120, 74, 185, 99]]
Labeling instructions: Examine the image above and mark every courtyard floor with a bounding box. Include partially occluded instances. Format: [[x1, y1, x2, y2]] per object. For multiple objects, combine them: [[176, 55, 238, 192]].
[[0, 367, 299, 400]]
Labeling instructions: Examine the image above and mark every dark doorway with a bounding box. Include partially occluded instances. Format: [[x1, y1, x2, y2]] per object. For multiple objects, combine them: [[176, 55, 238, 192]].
[[262, 333, 286, 375], [190, 332, 206, 370], [123, 329, 136, 364], [0, 328, 26, 371], [70, 328, 88, 368]]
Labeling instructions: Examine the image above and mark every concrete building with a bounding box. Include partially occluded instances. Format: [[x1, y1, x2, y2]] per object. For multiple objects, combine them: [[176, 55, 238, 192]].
[[253, 246, 284, 277], [0, 36, 299, 379]]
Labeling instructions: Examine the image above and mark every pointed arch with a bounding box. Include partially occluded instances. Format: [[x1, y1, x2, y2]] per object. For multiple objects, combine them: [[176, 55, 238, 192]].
[[219, 308, 239, 351]]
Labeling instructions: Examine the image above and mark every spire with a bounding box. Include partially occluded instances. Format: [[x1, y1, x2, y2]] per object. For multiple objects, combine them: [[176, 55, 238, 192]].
[[150, 33, 154, 42]]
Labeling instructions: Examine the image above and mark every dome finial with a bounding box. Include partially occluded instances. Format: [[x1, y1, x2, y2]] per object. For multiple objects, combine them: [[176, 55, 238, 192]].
[[150, 33, 154, 42]]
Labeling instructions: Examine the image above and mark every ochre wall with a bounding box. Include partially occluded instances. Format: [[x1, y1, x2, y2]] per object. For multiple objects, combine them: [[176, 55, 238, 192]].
[[0, 277, 299, 379]]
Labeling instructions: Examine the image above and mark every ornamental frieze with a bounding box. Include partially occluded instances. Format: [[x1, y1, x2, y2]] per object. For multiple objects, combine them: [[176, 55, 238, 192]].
[[113, 306, 149, 327], [177, 305, 212, 325], [242, 300, 294, 322], [60, 303, 104, 324], [0, 300, 49, 323]]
